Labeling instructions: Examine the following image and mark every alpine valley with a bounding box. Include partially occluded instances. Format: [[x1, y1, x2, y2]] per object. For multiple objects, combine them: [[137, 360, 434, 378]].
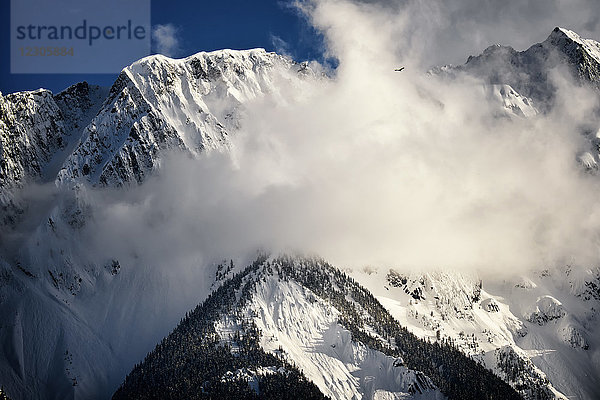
[[1, 27, 600, 400]]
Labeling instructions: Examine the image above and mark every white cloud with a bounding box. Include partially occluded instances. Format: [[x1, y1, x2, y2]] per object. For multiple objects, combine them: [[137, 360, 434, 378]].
[[68, 1, 600, 277], [7, 0, 600, 281], [152, 24, 181, 57], [298, 0, 600, 67]]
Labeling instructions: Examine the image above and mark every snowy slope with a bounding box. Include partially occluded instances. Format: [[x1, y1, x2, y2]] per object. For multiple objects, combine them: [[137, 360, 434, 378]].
[[0, 243, 219, 399], [351, 267, 600, 400], [484, 84, 539, 118], [241, 274, 443, 400]]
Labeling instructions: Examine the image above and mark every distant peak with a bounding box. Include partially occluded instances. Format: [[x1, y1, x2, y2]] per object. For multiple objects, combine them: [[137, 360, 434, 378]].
[[57, 81, 90, 95], [545, 27, 600, 64]]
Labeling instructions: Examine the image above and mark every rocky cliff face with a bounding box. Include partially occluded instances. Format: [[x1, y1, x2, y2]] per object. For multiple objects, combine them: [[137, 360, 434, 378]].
[[0, 83, 107, 191], [0, 89, 66, 191]]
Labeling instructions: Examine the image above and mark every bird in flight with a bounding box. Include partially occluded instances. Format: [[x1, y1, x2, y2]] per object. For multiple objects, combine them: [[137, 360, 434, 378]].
[[395, 67, 405, 72]]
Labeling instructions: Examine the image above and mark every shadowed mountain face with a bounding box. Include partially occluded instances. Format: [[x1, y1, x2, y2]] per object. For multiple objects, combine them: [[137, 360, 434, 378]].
[[0, 82, 107, 191]]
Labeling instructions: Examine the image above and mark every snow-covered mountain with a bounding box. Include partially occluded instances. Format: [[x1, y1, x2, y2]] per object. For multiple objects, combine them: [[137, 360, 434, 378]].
[[434, 27, 600, 111], [432, 26, 600, 173], [1, 28, 600, 400], [56, 49, 311, 187], [113, 255, 517, 400], [0, 82, 107, 192], [0, 82, 107, 229], [1, 48, 311, 197]]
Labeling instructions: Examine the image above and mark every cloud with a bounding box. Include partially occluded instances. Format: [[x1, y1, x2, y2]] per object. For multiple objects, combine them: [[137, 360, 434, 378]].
[[152, 24, 181, 57], [6, 0, 600, 280], [418, 0, 600, 65], [299, 0, 600, 67]]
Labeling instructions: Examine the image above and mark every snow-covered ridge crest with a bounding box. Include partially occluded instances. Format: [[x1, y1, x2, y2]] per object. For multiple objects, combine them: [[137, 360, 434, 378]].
[[126, 48, 299, 105]]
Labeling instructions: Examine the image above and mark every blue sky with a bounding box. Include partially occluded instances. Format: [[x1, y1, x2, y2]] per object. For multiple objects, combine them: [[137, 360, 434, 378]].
[[0, 0, 325, 94]]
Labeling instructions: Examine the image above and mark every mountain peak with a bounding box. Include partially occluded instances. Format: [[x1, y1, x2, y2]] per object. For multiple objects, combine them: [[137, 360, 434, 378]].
[[472, 44, 517, 60], [545, 26, 600, 77], [54, 46, 311, 187], [549, 27, 583, 43]]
